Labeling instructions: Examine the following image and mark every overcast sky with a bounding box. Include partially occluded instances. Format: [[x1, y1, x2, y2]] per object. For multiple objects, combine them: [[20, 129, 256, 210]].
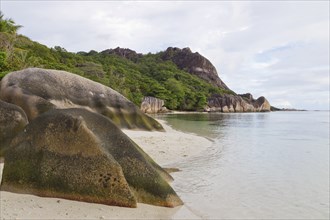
[[1, 1, 329, 110]]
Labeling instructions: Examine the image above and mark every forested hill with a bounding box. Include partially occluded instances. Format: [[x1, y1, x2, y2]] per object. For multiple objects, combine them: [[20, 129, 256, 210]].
[[0, 31, 234, 111]]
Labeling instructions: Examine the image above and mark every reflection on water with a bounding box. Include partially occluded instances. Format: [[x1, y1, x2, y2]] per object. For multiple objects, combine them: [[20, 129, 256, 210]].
[[156, 111, 330, 219], [156, 113, 232, 139]]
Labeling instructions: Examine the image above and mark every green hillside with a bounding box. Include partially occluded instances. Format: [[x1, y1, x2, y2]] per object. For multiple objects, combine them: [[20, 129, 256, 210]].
[[0, 13, 232, 111]]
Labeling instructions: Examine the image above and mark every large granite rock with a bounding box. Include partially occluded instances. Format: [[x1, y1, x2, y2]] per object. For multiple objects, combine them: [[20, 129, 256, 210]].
[[0, 100, 28, 156], [140, 96, 168, 114], [0, 108, 182, 207], [207, 93, 271, 112], [0, 68, 163, 131], [161, 47, 230, 90]]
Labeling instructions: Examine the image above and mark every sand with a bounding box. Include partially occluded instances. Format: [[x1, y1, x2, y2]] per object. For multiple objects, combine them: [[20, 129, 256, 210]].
[[0, 119, 212, 220], [122, 120, 212, 167]]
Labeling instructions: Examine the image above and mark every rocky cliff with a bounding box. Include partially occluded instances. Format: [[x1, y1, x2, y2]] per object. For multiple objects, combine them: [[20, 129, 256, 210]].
[[161, 47, 230, 90], [160, 47, 271, 112]]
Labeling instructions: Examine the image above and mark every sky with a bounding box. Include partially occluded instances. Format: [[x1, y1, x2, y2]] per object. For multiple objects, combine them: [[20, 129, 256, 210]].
[[1, 1, 329, 110]]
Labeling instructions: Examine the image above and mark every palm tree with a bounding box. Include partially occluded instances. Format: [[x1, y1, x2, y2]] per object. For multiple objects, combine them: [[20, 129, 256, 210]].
[[0, 11, 22, 34]]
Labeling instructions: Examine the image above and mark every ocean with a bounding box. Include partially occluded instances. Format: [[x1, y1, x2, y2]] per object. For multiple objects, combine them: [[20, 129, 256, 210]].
[[156, 111, 329, 219]]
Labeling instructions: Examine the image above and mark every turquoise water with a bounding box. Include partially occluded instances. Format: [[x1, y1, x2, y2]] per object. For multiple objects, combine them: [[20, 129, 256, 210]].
[[156, 111, 329, 219]]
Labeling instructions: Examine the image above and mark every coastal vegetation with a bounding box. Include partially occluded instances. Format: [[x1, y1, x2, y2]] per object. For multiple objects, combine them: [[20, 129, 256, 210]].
[[0, 13, 232, 111]]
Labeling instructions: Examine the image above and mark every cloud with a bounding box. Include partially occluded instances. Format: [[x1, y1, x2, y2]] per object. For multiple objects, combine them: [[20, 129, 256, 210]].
[[1, 1, 329, 110]]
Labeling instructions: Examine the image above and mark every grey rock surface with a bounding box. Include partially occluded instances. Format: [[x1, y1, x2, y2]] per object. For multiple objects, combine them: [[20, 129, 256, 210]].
[[0, 100, 28, 156], [0, 68, 163, 131], [141, 96, 168, 114], [207, 93, 271, 112], [161, 47, 230, 90]]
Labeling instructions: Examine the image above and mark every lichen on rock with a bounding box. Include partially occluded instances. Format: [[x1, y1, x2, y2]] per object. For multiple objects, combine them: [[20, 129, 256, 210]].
[[0, 100, 28, 156], [0, 108, 182, 208]]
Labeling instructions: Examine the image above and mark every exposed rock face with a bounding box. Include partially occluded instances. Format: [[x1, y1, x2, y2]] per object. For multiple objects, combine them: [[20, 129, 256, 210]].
[[0, 100, 28, 156], [0, 108, 182, 207], [207, 93, 271, 112], [0, 68, 163, 131], [101, 47, 143, 62], [160, 47, 273, 112], [161, 47, 230, 90], [141, 96, 168, 114]]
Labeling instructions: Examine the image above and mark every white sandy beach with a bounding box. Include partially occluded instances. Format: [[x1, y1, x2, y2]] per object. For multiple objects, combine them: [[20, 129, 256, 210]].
[[0, 119, 212, 220]]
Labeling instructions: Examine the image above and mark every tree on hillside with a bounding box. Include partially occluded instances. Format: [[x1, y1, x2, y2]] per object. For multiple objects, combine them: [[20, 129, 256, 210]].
[[0, 12, 24, 73], [0, 11, 22, 34]]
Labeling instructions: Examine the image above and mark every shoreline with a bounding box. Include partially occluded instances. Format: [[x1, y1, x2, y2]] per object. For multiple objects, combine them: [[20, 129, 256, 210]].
[[122, 119, 213, 166], [0, 119, 213, 219]]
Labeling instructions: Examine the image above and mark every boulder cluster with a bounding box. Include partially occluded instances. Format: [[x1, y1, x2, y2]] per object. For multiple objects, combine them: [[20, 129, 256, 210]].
[[207, 93, 271, 112], [0, 68, 182, 208]]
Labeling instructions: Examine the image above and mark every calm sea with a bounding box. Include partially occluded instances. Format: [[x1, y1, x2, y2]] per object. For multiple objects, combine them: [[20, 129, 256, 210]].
[[156, 111, 329, 220]]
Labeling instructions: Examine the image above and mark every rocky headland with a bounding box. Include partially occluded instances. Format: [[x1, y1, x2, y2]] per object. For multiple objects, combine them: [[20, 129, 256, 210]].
[[140, 47, 271, 113]]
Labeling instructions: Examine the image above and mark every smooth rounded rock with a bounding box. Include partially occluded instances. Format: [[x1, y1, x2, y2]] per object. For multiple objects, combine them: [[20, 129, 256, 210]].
[[0, 68, 163, 131]]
